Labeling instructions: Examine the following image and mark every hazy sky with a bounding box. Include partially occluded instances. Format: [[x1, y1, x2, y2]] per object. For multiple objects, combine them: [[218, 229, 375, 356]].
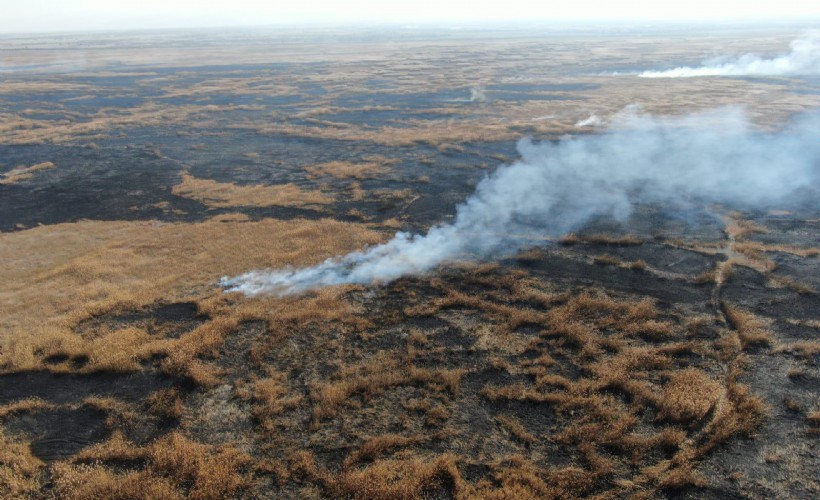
[[3, 0, 820, 34]]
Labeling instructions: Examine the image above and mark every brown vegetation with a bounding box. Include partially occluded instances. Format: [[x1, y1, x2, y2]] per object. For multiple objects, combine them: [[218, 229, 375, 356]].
[[0, 217, 384, 372], [305, 158, 395, 180], [0, 161, 55, 185], [172, 172, 334, 208], [53, 432, 252, 499]]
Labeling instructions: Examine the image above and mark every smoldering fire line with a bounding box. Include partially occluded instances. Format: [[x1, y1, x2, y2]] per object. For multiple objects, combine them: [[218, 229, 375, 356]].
[[221, 107, 820, 297]]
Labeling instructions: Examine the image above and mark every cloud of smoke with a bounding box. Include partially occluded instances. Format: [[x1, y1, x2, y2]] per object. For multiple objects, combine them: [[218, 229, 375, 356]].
[[640, 32, 820, 78], [221, 107, 820, 296], [575, 114, 603, 127]]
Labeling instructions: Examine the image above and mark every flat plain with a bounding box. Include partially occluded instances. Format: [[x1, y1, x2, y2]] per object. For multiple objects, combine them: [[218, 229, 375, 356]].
[[1, 24, 819, 499]]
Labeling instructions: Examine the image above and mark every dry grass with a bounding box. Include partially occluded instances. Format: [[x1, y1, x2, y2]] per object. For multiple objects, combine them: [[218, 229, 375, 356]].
[[769, 276, 816, 295], [53, 432, 252, 499], [422, 275, 766, 496], [310, 351, 466, 423], [808, 410, 820, 432], [733, 241, 820, 259], [146, 388, 185, 419], [786, 318, 820, 329], [305, 158, 394, 180], [344, 434, 425, 466], [778, 341, 820, 360], [246, 372, 304, 434], [0, 217, 384, 372], [0, 161, 55, 185], [0, 398, 55, 419], [560, 233, 644, 246], [328, 454, 462, 500], [724, 217, 768, 241], [497, 415, 537, 445], [0, 428, 43, 498], [628, 259, 648, 271], [657, 368, 723, 422], [593, 254, 622, 266], [722, 305, 773, 350], [693, 269, 717, 284], [172, 172, 334, 208]]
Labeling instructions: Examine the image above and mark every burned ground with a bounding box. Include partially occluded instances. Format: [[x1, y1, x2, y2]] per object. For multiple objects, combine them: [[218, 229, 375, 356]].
[[1, 26, 819, 499]]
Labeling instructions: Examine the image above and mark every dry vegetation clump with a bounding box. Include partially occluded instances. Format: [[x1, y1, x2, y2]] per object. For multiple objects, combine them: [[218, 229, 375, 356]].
[[0, 161, 55, 185], [777, 341, 820, 360], [769, 275, 816, 295], [722, 304, 773, 350], [0, 398, 55, 419], [628, 259, 648, 271], [496, 415, 537, 445], [732, 241, 820, 259], [305, 157, 395, 180], [560, 233, 644, 246], [785, 318, 820, 329], [0, 102, 255, 145], [343, 434, 426, 466], [145, 388, 185, 420], [0, 428, 43, 498], [255, 118, 523, 147], [657, 368, 723, 422], [693, 269, 718, 284], [593, 254, 622, 266], [808, 410, 820, 433], [724, 217, 768, 241], [310, 350, 466, 423], [326, 453, 463, 500], [404, 271, 766, 496], [52, 432, 252, 499], [171, 172, 334, 208]]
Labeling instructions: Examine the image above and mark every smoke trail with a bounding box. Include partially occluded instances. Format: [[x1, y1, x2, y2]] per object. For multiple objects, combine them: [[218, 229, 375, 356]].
[[640, 32, 820, 78], [575, 114, 602, 127], [221, 107, 820, 296]]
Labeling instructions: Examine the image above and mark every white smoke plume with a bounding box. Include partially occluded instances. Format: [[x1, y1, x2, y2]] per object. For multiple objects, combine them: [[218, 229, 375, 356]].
[[221, 107, 820, 297], [469, 87, 487, 103], [575, 114, 603, 127], [640, 32, 820, 78]]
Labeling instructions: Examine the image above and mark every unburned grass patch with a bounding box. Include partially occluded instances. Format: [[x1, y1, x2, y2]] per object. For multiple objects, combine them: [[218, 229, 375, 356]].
[[172, 172, 333, 208], [0, 217, 384, 373], [0, 161, 55, 185]]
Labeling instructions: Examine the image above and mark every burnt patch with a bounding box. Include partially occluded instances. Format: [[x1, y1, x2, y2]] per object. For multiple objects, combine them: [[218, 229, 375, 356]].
[[217, 319, 268, 380], [75, 301, 209, 339], [506, 250, 712, 307], [5, 406, 110, 461], [0, 370, 175, 406]]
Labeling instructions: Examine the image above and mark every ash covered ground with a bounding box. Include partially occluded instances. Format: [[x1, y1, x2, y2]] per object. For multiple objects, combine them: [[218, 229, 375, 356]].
[[1, 25, 819, 499]]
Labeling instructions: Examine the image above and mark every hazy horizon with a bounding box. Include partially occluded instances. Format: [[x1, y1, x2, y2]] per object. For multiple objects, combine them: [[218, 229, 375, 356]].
[[3, 1, 820, 35]]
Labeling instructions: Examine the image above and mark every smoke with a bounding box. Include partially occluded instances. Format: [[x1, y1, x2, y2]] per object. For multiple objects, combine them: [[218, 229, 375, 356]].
[[575, 114, 603, 127], [469, 87, 487, 103], [221, 107, 820, 297], [640, 32, 820, 78]]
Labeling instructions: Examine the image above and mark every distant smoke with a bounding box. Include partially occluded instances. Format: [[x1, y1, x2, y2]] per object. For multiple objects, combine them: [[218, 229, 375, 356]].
[[640, 32, 820, 78], [221, 108, 820, 296], [575, 114, 603, 127], [469, 87, 487, 103]]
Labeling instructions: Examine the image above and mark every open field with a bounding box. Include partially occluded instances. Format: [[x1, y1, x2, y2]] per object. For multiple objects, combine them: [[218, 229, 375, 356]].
[[1, 25, 819, 498]]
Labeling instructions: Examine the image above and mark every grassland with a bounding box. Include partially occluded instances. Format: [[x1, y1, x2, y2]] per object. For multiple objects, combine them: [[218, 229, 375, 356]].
[[1, 25, 819, 499]]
